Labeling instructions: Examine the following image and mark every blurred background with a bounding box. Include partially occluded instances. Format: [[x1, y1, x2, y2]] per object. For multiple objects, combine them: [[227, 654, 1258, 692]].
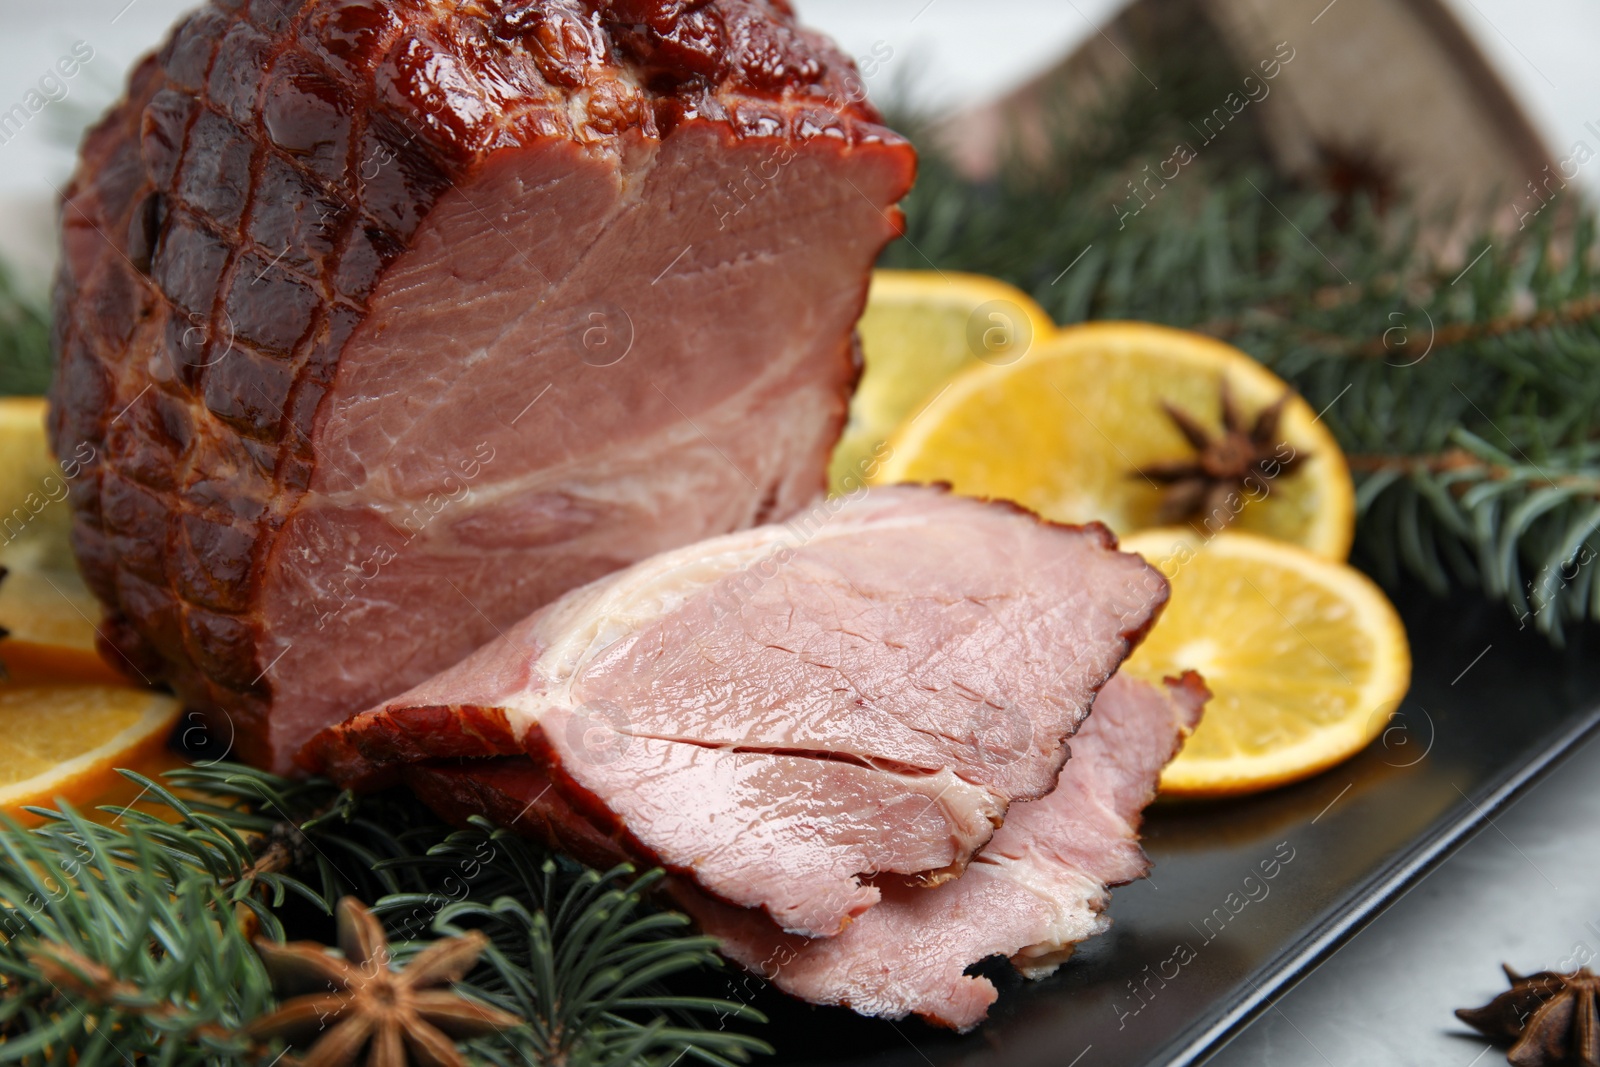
[[3, 0, 1598, 290]]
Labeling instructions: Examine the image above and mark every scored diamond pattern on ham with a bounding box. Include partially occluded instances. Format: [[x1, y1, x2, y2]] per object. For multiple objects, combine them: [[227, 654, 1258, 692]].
[[52, 0, 1205, 1029], [49, 0, 915, 771]]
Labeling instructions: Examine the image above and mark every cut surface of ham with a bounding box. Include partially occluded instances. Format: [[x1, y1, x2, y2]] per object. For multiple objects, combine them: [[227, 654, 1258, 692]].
[[49, 0, 914, 771], [304, 487, 1171, 937], [675, 671, 1208, 1030], [358, 670, 1205, 1028]]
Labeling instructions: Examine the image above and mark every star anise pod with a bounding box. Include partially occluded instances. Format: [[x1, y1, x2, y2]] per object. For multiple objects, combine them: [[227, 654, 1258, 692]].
[[1457, 964, 1600, 1066], [1132, 380, 1308, 527], [248, 897, 521, 1067]]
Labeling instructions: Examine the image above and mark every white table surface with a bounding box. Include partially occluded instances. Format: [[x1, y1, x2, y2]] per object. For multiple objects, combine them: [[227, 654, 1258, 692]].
[[1206, 724, 1600, 1067]]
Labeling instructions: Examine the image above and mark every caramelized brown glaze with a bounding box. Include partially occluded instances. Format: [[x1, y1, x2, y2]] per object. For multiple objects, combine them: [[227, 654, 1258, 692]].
[[49, 0, 905, 765]]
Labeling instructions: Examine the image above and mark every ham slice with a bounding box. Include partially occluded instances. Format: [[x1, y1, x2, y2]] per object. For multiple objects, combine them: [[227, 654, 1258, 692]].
[[49, 0, 915, 772], [304, 486, 1171, 937], [363, 671, 1206, 1028], [675, 671, 1209, 1030]]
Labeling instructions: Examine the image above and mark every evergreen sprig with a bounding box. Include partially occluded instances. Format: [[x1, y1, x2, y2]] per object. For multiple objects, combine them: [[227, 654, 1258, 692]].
[[882, 72, 1600, 640], [0, 764, 766, 1066], [381, 825, 768, 1067], [0, 803, 269, 1064], [0, 267, 49, 398]]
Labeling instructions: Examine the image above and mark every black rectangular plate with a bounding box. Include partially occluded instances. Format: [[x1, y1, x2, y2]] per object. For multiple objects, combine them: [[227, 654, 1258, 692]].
[[744, 580, 1600, 1067]]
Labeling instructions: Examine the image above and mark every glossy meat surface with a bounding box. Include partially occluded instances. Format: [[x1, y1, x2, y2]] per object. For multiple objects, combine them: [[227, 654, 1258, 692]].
[[376, 671, 1205, 1028], [305, 487, 1171, 936], [677, 671, 1208, 1029], [50, 0, 913, 770]]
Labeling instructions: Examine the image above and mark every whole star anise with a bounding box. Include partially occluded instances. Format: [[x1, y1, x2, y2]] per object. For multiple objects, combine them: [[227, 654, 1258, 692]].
[[1132, 381, 1307, 526], [1457, 964, 1600, 1066], [248, 897, 521, 1067]]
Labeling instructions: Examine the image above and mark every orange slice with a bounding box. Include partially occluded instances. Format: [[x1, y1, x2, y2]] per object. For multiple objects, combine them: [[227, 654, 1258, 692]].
[[1118, 529, 1412, 797], [0, 396, 122, 683], [874, 322, 1357, 560], [0, 684, 181, 822], [831, 271, 1054, 494]]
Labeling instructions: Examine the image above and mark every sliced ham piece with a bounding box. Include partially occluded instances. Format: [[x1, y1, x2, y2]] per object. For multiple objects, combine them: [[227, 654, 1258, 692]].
[[49, 0, 915, 772], [675, 671, 1208, 1030], [373, 671, 1206, 1028], [304, 487, 1171, 937]]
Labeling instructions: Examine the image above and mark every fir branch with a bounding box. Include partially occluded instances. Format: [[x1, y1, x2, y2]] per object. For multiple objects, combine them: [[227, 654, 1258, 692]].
[[1335, 291, 1600, 360], [0, 267, 49, 397], [0, 766, 767, 1067], [48, 765, 428, 938], [1348, 447, 1600, 497], [394, 823, 770, 1067], [885, 68, 1600, 640], [0, 808, 270, 1064]]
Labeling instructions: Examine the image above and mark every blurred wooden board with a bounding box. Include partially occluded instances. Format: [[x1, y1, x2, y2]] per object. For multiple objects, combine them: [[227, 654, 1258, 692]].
[[942, 0, 1557, 235]]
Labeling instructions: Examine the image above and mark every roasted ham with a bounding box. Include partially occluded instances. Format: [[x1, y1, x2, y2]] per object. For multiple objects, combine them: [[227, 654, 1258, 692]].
[[54, 0, 1199, 1029], [304, 486, 1171, 937], [49, 0, 915, 771]]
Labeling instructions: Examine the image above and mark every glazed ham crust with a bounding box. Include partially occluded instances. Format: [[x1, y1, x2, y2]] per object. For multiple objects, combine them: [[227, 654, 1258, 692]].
[[304, 487, 1172, 937], [49, 0, 915, 771]]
